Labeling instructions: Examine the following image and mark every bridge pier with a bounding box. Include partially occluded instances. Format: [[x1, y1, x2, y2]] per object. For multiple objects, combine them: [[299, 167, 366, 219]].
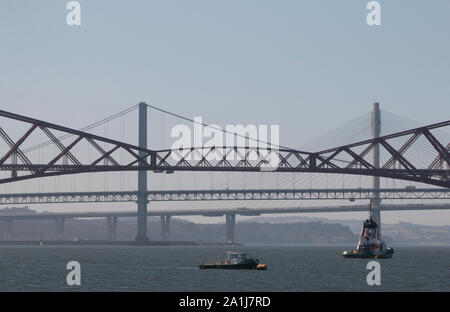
[[372, 102, 382, 235], [3, 219, 14, 240], [136, 102, 149, 242], [107, 216, 118, 241], [160, 215, 171, 241], [225, 214, 236, 243], [55, 217, 65, 241]]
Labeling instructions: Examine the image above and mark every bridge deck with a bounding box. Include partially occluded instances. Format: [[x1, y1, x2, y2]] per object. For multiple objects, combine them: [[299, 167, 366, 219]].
[[1, 203, 449, 220]]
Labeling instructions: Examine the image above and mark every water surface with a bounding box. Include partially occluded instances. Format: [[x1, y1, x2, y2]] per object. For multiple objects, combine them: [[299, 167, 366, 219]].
[[0, 245, 448, 291]]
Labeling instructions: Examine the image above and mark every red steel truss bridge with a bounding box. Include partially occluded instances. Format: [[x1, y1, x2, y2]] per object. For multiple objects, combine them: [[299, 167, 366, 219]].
[[0, 111, 450, 188], [0, 109, 448, 188]]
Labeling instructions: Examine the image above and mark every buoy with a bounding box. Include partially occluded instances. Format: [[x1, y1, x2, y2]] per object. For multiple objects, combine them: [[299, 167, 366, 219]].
[[256, 264, 267, 270]]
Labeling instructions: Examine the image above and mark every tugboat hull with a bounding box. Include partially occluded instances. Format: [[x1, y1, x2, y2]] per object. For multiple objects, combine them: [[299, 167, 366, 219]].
[[342, 248, 394, 259]]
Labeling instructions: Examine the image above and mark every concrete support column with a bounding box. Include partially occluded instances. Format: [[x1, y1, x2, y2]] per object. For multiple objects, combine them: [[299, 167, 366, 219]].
[[3, 219, 13, 240], [372, 102, 382, 236], [225, 214, 236, 243], [107, 216, 118, 241], [55, 217, 65, 241], [112, 216, 117, 240], [160, 215, 171, 241], [136, 102, 149, 242]]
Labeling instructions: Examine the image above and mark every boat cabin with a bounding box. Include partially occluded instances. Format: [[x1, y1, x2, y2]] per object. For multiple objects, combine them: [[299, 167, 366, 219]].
[[225, 252, 249, 265]]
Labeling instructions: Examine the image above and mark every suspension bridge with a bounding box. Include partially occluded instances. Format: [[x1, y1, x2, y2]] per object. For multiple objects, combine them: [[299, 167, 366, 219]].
[[0, 102, 448, 243]]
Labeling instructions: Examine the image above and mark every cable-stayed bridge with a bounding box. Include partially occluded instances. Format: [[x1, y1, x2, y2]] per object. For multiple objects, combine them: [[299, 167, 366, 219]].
[[0, 102, 448, 242]]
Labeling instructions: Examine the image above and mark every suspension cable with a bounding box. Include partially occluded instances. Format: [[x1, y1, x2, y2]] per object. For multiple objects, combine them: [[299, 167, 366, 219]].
[[145, 103, 298, 151], [22, 104, 139, 153]]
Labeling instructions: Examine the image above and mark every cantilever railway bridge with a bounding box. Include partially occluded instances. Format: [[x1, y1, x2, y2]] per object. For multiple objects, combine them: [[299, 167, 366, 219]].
[[0, 108, 448, 186]]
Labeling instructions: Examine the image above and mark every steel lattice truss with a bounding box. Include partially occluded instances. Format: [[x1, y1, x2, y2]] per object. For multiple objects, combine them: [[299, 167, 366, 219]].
[[0, 188, 449, 205], [0, 110, 449, 187]]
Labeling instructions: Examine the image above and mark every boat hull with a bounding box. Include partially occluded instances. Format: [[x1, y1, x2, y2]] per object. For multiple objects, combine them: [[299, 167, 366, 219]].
[[342, 248, 394, 259], [199, 262, 258, 270]]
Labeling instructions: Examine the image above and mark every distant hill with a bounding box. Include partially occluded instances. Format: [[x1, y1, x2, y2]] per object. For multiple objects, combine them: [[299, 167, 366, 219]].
[[382, 222, 450, 245], [1, 208, 448, 245], [0, 207, 356, 244], [245, 216, 450, 245], [245, 216, 364, 232], [170, 220, 357, 244], [0, 206, 36, 214]]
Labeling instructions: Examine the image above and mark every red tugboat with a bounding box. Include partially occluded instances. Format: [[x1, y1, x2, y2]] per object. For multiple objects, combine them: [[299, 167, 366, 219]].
[[342, 202, 394, 259]]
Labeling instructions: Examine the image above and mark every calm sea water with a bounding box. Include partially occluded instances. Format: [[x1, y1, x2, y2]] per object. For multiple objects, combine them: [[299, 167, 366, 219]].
[[0, 245, 448, 292]]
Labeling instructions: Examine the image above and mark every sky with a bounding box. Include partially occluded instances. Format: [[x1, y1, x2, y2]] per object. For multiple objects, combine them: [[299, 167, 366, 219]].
[[0, 1, 449, 226]]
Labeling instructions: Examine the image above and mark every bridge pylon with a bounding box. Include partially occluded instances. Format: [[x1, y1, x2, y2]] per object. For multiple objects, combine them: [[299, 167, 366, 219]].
[[372, 102, 382, 234], [55, 217, 65, 241], [136, 102, 149, 242], [107, 216, 118, 241], [3, 219, 13, 240], [160, 215, 171, 241], [225, 214, 236, 243]]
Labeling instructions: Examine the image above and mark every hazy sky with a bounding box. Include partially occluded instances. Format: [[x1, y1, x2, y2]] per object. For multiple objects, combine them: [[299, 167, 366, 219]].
[[1, 1, 449, 226]]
